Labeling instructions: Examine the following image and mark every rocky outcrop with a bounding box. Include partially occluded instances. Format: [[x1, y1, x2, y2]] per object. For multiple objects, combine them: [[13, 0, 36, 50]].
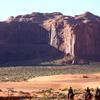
[[74, 12, 100, 62], [1, 11, 100, 64], [44, 12, 100, 63], [0, 21, 64, 65], [0, 22, 49, 44]]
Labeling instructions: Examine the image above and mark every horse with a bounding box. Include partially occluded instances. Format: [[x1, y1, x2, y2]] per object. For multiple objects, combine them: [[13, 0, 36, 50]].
[[68, 92, 74, 100], [84, 92, 92, 100], [95, 88, 100, 100], [68, 87, 74, 100]]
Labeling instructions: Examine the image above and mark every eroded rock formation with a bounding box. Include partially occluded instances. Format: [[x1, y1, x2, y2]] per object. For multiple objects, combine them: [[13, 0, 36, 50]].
[[0, 11, 100, 64]]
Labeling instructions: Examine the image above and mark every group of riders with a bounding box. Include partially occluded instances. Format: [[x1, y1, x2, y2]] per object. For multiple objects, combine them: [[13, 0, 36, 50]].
[[68, 87, 100, 100]]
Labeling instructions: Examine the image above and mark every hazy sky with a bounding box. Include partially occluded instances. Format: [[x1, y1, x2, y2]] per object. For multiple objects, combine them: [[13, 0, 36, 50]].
[[0, 0, 99, 21]]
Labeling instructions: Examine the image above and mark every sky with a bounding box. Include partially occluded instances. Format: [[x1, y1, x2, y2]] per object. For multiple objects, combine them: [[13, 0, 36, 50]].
[[0, 0, 100, 21]]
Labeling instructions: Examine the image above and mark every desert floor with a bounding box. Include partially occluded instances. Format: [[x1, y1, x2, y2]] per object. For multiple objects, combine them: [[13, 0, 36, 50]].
[[0, 73, 100, 97]]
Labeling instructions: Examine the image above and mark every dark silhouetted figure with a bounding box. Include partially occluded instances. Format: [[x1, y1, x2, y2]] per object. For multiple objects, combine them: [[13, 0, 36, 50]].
[[95, 87, 100, 100], [68, 87, 74, 100], [84, 87, 92, 100]]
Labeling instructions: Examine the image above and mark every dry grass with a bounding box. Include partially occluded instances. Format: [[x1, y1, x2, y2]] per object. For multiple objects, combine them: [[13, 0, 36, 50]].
[[0, 88, 98, 100], [0, 64, 100, 82]]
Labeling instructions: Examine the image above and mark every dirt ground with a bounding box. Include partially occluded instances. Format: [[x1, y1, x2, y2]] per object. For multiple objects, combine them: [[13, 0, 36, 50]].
[[0, 73, 100, 99]]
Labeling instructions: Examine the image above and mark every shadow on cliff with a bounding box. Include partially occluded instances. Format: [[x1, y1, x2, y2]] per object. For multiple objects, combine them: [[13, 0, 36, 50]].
[[0, 45, 64, 66], [0, 22, 64, 66]]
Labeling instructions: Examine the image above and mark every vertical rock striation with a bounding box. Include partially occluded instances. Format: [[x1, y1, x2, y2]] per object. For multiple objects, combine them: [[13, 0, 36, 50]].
[[0, 11, 100, 64]]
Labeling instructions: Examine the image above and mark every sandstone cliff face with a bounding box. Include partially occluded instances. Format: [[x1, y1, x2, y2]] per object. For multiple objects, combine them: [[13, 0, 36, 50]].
[[0, 20, 65, 65], [0, 22, 49, 63], [1, 12, 100, 64], [49, 16, 76, 57], [74, 12, 100, 61], [43, 12, 100, 63]]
